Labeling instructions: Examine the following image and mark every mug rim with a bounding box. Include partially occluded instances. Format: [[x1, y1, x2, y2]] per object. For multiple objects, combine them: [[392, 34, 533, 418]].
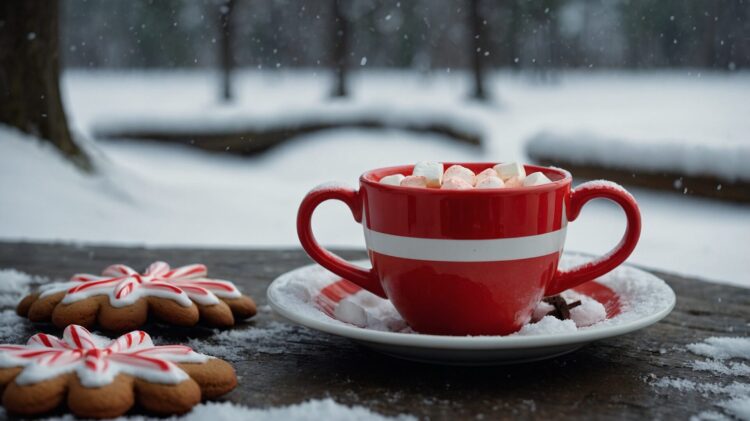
[[360, 162, 572, 194]]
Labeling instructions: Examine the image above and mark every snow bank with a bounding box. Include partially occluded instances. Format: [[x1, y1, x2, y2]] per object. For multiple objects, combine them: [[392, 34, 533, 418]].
[[0, 124, 482, 249], [0, 125, 155, 237], [91, 100, 482, 142], [527, 131, 750, 182]]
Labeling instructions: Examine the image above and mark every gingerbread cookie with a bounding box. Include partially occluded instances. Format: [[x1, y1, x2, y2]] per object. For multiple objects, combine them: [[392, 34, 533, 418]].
[[0, 324, 236, 418], [17, 262, 256, 331]]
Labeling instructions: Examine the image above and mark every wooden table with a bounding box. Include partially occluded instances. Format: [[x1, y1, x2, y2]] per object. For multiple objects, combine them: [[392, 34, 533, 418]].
[[1, 242, 747, 419]]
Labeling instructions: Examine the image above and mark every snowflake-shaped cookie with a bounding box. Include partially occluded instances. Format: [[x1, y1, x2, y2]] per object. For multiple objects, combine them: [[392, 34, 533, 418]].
[[17, 262, 256, 331], [0, 325, 236, 418]]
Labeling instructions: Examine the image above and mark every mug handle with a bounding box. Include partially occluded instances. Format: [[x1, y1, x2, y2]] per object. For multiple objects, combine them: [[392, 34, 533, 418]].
[[297, 184, 386, 298], [545, 181, 642, 296]]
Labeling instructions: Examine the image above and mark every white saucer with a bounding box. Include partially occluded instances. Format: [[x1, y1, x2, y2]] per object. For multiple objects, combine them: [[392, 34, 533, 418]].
[[267, 254, 676, 365]]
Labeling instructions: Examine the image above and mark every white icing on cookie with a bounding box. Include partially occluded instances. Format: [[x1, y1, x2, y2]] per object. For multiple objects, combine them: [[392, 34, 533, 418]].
[[0, 325, 209, 387], [37, 262, 243, 308]]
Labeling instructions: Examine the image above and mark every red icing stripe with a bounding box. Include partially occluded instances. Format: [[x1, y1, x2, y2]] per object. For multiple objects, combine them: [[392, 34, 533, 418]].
[[180, 265, 206, 277], [68, 277, 121, 293], [114, 353, 171, 371], [85, 358, 97, 371], [146, 262, 170, 276], [49, 351, 65, 363], [16, 349, 60, 358], [135, 345, 192, 356], [143, 282, 183, 294], [71, 274, 101, 282], [178, 285, 210, 296], [165, 264, 206, 279], [115, 281, 135, 299], [69, 326, 83, 348], [67, 326, 96, 349], [0, 345, 27, 351], [184, 280, 236, 292], [34, 334, 54, 347]]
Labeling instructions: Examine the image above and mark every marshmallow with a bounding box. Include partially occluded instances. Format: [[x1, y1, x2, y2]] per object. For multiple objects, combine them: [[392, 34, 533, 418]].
[[476, 168, 499, 184], [441, 178, 473, 190], [400, 175, 428, 188], [443, 165, 476, 186], [504, 176, 524, 188], [523, 171, 552, 186], [412, 161, 443, 188], [379, 174, 405, 186], [334, 300, 368, 328], [494, 162, 526, 182], [475, 176, 505, 189]]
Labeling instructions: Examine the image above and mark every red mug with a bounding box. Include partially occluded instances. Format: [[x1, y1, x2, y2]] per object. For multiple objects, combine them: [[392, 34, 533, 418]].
[[297, 163, 641, 336]]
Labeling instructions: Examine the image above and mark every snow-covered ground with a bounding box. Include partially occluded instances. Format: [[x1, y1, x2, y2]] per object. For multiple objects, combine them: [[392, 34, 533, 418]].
[[527, 131, 750, 182], [65, 69, 750, 157], [1, 70, 749, 287]]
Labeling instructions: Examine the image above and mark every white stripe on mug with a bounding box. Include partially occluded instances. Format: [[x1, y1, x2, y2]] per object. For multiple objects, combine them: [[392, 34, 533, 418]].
[[363, 227, 567, 262]]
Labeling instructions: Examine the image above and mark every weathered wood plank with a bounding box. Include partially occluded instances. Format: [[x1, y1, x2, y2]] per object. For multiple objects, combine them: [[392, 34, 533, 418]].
[[0, 242, 747, 419]]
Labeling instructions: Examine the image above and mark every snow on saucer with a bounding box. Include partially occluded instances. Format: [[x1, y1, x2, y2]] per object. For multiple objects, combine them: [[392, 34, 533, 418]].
[[273, 252, 675, 337]]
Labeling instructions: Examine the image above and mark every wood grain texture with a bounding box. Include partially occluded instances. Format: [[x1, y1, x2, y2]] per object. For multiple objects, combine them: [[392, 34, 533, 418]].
[[0, 242, 747, 419]]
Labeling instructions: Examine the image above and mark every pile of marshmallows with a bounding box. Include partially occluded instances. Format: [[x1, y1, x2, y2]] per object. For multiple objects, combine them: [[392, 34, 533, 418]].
[[380, 162, 552, 190]]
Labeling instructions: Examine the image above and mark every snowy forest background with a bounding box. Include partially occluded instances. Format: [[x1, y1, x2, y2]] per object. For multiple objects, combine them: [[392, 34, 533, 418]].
[[63, 0, 748, 71]]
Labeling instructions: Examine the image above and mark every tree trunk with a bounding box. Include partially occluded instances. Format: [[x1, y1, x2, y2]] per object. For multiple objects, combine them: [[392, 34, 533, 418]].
[[704, 0, 718, 68], [218, 0, 235, 102], [508, 0, 522, 71], [469, 0, 488, 100], [331, 0, 348, 98], [0, 0, 93, 172]]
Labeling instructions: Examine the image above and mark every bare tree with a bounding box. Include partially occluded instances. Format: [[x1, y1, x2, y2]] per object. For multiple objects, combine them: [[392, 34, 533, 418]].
[[0, 0, 93, 171], [508, 0, 522, 71], [331, 0, 349, 97], [217, 0, 235, 102], [469, 0, 488, 100]]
